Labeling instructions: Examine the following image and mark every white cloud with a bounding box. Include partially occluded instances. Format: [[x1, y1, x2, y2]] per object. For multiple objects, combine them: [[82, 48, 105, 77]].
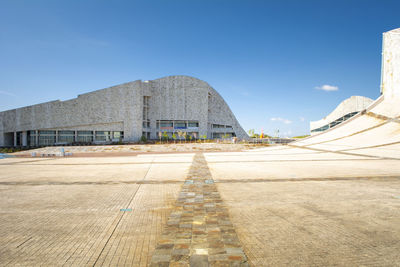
[[0, 90, 16, 97], [315, 84, 339, 91], [270, 117, 292, 124], [299, 117, 305, 122]]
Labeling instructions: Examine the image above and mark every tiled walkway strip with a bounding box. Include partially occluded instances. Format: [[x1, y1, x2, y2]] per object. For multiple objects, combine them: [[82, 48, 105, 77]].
[[150, 153, 249, 267]]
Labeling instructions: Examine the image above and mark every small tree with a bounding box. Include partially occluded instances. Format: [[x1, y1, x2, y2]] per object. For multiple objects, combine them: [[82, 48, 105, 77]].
[[140, 135, 147, 143], [172, 133, 177, 143], [162, 132, 169, 142], [200, 134, 207, 143], [177, 131, 184, 143], [222, 133, 230, 140], [248, 129, 255, 138]]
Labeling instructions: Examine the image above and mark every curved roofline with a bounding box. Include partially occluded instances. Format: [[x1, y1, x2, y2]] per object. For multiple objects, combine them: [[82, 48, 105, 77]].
[[310, 95, 374, 130], [151, 75, 212, 87]]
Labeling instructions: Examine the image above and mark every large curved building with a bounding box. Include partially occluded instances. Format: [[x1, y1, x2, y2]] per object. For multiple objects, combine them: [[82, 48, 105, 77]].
[[310, 95, 374, 134], [0, 75, 248, 147]]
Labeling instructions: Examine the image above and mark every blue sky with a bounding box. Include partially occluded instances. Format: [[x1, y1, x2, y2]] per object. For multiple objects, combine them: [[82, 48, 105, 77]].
[[0, 0, 399, 137]]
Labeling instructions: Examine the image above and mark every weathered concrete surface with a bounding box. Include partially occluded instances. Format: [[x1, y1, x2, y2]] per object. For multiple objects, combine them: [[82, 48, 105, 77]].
[[206, 147, 400, 266], [0, 154, 192, 266], [381, 28, 400, 98], [1, 146, 400, 266]]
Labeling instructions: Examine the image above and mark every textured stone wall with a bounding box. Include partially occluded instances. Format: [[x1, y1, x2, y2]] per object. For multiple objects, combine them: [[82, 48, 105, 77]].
[[0, 75, 248, 146], [146, 76, 209, 139], [207, 86, 248, 139], [381, 28, 400, 99]]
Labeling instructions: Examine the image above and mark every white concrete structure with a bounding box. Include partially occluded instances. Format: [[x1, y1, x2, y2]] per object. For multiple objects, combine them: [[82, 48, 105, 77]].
[[294, 28, 400, 157], [381, 28, 400, 98], [310, 96, 374, 135], [0, 76, 248, 147]]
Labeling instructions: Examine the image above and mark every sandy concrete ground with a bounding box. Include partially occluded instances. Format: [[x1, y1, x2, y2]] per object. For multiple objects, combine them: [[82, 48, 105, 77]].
[[0, 145, 399, 266], [0, 154, 192, 266], [206, 147, 400, 266], [12, 143, 261, 156]]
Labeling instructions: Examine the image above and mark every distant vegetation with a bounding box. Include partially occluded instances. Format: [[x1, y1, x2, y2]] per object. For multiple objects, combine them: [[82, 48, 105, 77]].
[[247, 129, 271, 138], [248, 129, 309, 139], [0, 147, 25, 153], [292, 135, 310, 139]]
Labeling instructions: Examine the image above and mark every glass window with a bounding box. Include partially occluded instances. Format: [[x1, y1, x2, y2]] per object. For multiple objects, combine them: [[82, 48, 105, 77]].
[[112, 131, 124, 140], [77, 131, 93, 142], [161, 122, 173, 127], [58, 130, 75, 143], [188, 121, 199, 128], [38, 130, 56, 146], [95, 131, 110, 141], [28, 130, 37, 146], [174, 121, 186, 128]]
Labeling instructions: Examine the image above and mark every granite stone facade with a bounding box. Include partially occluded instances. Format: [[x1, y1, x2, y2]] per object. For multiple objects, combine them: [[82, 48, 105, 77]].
[[0, 75, 248, 147]]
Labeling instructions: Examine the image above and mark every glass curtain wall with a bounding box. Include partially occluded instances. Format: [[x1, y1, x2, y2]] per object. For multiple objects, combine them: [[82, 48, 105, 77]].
[[95, 131, 111, 141], [28, 130, 37, 146], [38, 131, 56, 146], [58, 131, 75, 143], [77, 131, 93, 142]]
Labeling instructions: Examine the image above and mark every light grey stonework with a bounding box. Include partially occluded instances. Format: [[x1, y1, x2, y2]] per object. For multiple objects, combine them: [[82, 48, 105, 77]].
[[0, 75, 248, 147]]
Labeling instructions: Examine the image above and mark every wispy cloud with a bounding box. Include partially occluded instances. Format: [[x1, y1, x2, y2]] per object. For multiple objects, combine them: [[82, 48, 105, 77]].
[[315, 84, 339, 91], [299, 117, 305, 122], [0, 90, 16, 97], [270, 117, 292, 124]]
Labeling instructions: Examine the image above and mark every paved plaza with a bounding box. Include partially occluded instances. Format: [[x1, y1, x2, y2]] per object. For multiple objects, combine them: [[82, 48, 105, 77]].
[[0, 145, 400, 266]]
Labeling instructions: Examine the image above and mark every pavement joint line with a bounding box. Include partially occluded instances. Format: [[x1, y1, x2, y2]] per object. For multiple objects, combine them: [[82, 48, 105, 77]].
[[0, 181, 183, 186], [336, 140, 400, 152], [0, 158, 57, 165], [2, 175, 400, 187], [15, 237, 33, 248], [91, 156, 155, 267], [2, 158, 394, 167], [0, 161, 193, 166], [213, 176, 400, 183], [149, 153, 250, 266], [301, 111, 395, 148], [288, 144, 399, 160], [301, 113, 400, 149]]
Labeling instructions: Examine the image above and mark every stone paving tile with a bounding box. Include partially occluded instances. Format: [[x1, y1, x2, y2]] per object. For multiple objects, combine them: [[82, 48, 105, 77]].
[[0, 183, 181, 266], [0, 155, 190, 267], [150, 153, 249, 267], [217, 180, 400, 266]]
